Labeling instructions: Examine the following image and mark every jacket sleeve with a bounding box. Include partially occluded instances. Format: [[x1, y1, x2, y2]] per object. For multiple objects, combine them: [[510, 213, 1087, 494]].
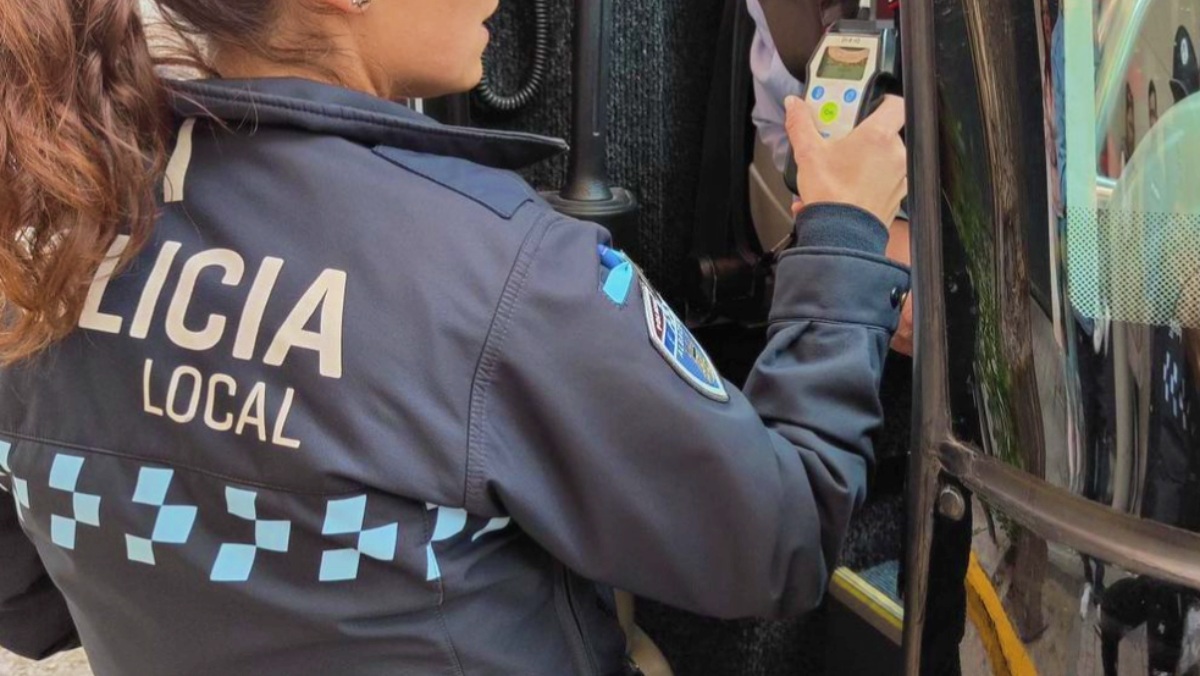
[[0, 484, 79, 659], [466, 203, 910, 619]]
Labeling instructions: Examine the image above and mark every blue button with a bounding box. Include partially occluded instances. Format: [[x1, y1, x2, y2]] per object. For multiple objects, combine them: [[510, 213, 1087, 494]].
[[810, 86, 825, 101], [844, 89, 859, 104]]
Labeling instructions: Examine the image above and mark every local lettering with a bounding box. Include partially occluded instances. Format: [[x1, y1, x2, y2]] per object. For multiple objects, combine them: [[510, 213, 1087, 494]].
[[142, 359, 301, 449], [79, 236, 346, 450]]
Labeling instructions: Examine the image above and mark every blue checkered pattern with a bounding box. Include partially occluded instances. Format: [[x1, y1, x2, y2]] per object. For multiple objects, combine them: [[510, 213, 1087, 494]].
[[319, 496, 398, 582], [425, 505, 468, 582], [210, 487, 291, 582], [126, 467, 198, 565], [0, 441, 27, 524], [48, 454, 101, 549]]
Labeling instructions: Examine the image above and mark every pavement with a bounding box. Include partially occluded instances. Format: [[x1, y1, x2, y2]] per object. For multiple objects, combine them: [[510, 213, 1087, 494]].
[[0, 650, 91, 676]]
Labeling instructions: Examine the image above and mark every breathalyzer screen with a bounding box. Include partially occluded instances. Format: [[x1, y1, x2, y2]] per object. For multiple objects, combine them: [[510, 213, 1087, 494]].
[[817, 46, 869, 80]]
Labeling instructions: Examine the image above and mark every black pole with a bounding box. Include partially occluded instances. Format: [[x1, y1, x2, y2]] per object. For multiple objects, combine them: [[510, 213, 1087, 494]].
[[543, 0, 639, 255], [562, 0, 613, 201]]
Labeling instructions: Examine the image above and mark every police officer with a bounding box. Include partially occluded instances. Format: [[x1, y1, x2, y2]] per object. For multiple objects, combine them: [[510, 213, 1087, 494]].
[[0, 0, 907, 674]]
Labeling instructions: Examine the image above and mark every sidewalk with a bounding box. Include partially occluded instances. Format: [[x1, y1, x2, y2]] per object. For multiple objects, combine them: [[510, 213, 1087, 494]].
[[0, 650, 91, 675]]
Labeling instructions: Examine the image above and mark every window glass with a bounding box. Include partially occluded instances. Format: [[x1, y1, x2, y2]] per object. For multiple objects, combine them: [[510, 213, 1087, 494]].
[[1063, 0, 1200, 328]]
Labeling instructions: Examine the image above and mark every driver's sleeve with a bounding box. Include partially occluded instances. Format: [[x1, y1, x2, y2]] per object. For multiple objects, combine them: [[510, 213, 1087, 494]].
[[465, 204, 909, 619], [0, 482, 79, 659]]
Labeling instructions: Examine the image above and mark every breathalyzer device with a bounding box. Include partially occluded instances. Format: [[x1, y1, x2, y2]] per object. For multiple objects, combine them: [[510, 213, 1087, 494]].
[[784, 17, 900, 194]]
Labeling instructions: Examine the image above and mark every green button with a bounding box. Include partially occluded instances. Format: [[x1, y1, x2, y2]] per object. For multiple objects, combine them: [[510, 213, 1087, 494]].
[[819, 102, 840, 124]]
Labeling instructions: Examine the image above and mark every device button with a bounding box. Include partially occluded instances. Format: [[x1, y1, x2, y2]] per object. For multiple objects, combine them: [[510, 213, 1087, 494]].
[[811, 86, 826, 101], [844, 89, 859, 104], [819, 102, 840, 124]]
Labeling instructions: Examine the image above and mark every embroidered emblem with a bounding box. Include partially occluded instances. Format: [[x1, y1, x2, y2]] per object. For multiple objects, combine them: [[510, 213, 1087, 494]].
[[641, 284, 729, 402]]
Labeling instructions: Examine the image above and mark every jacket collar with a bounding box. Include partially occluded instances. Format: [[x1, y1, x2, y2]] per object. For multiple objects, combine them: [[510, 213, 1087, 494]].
[[167, 77, 568, 171]]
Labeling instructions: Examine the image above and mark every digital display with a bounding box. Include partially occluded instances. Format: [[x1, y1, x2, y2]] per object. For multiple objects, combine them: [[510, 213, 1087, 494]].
[[817, 46, 870, 81]]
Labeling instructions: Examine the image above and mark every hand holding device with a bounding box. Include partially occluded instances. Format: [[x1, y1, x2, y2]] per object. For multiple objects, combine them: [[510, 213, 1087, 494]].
[[785, 95, 908, 227], [784, 18, 902, 195]]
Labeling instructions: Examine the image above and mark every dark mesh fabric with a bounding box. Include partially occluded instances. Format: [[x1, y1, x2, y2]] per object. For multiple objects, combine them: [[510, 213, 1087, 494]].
[[477, 0, 725, 303]]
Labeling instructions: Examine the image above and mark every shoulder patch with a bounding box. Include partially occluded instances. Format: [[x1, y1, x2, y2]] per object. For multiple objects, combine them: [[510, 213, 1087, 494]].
[[641, 283, 730, 402], [372, 146, 536, 219]]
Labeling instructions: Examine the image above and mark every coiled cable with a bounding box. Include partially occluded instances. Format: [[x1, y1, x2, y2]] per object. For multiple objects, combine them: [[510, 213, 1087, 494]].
[[473, 0, 550, 112]]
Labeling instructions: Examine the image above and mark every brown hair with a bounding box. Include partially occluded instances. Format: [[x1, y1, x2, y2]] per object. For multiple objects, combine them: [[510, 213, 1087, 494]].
[[0, 0, 280, 363]]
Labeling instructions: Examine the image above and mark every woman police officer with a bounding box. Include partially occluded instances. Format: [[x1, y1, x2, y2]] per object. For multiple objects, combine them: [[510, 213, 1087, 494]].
[[0, 0, 908, 674]]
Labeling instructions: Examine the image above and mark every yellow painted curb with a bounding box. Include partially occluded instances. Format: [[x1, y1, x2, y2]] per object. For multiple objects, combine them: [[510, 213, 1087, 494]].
[[965, 551, 1038, 676]]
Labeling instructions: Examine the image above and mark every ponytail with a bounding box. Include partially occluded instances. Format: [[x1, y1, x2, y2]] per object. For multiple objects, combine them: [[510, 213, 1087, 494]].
[[0, 0, 170, 363]]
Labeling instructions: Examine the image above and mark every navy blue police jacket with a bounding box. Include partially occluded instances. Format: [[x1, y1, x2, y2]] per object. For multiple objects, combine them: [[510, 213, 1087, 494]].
[[0, 78, 909, 675]]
